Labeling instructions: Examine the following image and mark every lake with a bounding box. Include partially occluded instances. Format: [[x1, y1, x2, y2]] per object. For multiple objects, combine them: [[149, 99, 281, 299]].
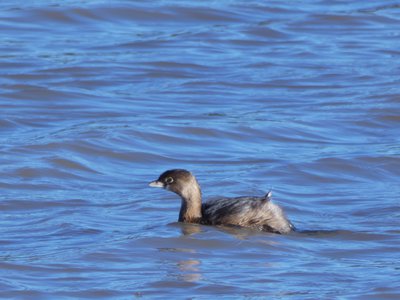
[[1, 0, 399, 299]]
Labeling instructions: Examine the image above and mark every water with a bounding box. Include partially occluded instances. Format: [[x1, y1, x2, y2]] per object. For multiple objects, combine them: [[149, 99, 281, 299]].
[[1, 0, 399, 299]]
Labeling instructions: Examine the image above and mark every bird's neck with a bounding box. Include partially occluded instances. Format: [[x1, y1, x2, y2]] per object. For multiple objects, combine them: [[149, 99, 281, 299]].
[[178, 179, 202, 223]]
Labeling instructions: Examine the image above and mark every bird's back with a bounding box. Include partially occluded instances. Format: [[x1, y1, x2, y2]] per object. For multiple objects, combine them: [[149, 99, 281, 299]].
[[201, 194, 293, 234]]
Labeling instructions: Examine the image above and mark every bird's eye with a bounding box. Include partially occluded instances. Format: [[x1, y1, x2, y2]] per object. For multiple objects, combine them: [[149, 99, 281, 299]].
[[165, 177, 174, 184]]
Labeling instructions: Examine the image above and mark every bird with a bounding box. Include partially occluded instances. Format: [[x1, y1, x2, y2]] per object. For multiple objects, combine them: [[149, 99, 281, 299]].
[[149, 169, 294, 234]]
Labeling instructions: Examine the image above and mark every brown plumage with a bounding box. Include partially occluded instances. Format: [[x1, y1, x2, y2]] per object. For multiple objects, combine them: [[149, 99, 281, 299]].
[[149, 169, 294, 234]]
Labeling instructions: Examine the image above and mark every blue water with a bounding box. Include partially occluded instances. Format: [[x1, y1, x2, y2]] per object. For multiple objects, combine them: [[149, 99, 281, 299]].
[[1, 1, 400, 299]]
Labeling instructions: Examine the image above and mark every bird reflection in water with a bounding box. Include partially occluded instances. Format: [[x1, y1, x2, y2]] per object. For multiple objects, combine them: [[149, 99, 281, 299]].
[[180, 222, 202, 235], [177, 259, 202, 282]]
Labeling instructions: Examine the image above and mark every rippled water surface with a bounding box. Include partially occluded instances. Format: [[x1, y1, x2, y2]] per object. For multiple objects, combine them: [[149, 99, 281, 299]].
[[1, 1, 400, 299]]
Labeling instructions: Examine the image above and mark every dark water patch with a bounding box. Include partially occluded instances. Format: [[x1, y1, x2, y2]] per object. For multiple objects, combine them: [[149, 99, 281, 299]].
[[245, 26, 288, 40], [295, 229, 397, 242], [0, 199, 90, 211], [49, 158, 101, 174], [12, 166, 89, 181]]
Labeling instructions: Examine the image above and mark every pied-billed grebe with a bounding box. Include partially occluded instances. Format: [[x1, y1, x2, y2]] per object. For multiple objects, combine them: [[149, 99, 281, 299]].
[[149, 169, 294, 234]]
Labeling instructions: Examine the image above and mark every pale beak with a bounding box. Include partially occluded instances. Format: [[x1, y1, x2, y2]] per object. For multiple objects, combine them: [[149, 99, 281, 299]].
[[149, 180, 164, 188]]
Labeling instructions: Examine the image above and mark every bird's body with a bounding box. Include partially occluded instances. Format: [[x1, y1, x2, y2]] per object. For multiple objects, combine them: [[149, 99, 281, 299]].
[[149, 169, 294, 234], [202, 195, 293, 233]]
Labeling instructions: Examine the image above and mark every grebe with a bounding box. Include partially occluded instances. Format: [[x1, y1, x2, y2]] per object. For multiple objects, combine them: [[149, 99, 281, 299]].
[[149, 169, 294, 234]]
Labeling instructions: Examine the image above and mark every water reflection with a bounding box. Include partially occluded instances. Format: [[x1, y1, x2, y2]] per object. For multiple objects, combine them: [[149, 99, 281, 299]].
[[179, 221, 283, 239], [215, 225, 274, 240], [180, 222, 202, 235], [177, 259, 202, 282]]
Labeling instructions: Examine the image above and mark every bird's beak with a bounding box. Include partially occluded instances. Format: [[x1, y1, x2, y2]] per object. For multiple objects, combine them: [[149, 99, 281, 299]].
[[149, 180, 164, 188]]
